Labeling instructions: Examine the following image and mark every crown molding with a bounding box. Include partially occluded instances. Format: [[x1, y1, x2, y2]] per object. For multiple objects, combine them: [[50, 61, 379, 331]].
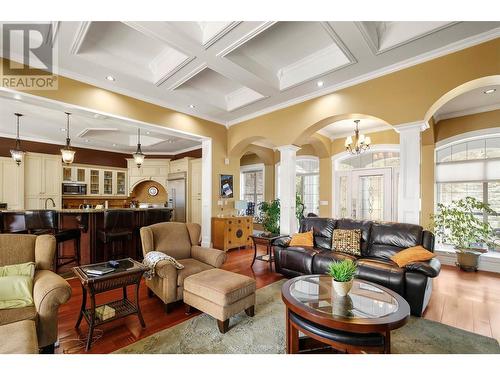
[[69, 21, 92, 55], [226, 27, 500, 127], [434, 103, 500, 123], [393, 121, 429, 133]]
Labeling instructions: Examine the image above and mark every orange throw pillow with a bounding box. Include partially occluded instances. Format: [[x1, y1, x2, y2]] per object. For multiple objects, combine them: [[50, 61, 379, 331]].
[[391, 246, 435, 267], [289, 231, 314, 247]]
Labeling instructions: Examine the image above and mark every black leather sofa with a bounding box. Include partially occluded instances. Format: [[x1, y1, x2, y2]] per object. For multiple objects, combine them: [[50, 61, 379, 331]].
[[273, 217, 441, 316]]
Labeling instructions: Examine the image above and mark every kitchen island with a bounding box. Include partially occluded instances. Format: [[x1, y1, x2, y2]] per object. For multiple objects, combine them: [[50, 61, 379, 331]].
[[0, 208, 173, 270]]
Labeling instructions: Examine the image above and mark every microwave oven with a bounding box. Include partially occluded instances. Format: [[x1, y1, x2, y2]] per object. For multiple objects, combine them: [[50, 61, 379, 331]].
[[62, 183, 87, 195]]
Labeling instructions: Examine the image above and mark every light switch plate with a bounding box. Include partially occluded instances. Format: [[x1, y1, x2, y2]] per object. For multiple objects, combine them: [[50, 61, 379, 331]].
[[320, 201, 329, 206]]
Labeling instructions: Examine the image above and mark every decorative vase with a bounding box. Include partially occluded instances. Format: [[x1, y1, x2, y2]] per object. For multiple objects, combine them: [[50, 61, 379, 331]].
[[332, 279, 353, 297]]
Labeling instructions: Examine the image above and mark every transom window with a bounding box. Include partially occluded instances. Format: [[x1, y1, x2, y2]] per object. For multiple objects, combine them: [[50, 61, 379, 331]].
[[338, 151, 400, 170]]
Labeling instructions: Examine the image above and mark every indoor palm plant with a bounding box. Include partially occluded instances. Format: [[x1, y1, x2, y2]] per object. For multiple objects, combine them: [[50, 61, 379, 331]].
[[327, 259, 357, 296], [431, 196, 497, 271]]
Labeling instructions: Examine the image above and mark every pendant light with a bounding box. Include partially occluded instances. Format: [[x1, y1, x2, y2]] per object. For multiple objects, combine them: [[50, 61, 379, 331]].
[[345, 119, 371, 155], [132, 128, 145, 168], [60, 112, 75, 164], [10, 113, 25, 166]]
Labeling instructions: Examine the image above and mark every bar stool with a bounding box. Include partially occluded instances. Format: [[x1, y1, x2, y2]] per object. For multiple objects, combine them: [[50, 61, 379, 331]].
[[144, 208, 172, 226], [24, 210, 81, 269], [97, 210, 134, 261]]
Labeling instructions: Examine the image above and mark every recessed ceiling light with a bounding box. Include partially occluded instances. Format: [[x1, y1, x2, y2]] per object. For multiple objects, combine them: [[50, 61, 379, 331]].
[[13, 93, 22, 100], [105, 76, 116, 82], [112, 143, 116, 147], [60, 127, 66, 132], [189, 104, 196, 109], [484, 88, 496, 94], [316, 81, 324, 88], [146, 131, 150, 135], [85, 139, 90, 143]]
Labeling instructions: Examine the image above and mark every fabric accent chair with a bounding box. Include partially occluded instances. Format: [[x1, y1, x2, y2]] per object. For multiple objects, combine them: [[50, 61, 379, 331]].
[[0, 234, 72, 353], [140, 222, 227, 313]]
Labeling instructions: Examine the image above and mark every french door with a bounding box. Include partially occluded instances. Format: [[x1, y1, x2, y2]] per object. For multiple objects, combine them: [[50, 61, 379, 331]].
[[335, 168, 394, 221]]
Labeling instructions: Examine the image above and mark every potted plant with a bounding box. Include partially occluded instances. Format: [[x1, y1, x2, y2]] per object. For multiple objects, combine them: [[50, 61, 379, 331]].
[[431, 196, 497, 272], [327, 259, 357, 296], [257, 199, 280, 236]]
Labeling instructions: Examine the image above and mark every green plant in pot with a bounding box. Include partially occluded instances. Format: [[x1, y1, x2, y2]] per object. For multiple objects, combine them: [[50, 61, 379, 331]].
[[327, 259, 357, 296], [257, 199, 280, 236], [430, 196, 497, 272]]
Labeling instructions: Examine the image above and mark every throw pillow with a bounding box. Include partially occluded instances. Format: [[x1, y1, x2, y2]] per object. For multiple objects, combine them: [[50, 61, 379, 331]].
[[391, 246, 435, 267], [332, 229, 361, 256], [0, 262, 35, 277], [289, 231, 314, 247], [0, 275, 34, 309]]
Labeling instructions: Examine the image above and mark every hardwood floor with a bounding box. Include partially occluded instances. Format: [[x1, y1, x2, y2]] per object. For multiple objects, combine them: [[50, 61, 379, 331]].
[[423, 264, 500, 343], [55, 245, 282, 354], [55, 248, 500, 354]]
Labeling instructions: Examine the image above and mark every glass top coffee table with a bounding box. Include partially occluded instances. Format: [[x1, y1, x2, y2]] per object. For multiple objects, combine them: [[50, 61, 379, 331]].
[[281, 275, 410, 354]]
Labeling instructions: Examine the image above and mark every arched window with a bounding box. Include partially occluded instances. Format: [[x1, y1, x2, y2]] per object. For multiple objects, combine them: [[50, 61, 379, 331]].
[[435, 134, 500, 244], [275, 156, 320, 216]]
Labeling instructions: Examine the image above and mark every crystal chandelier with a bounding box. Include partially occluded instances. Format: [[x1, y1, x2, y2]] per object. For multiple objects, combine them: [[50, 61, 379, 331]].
[[345, 119, 371, 155], [60, 112, 76, 164], [10, 113, 25, 166], [132, 128, 145, 168]]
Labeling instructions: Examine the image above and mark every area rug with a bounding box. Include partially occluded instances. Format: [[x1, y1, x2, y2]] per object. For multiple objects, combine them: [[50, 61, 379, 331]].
[[115, 280, 500, 354]]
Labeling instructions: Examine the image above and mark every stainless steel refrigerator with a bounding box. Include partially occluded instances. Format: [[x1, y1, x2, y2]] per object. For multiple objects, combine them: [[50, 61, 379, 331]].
[[167, 172, 186, 222]]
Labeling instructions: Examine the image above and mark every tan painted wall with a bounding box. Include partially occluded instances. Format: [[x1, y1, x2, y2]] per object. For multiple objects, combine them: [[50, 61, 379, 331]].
[[435, 109, 500, 142], [228, 39, 500, 154]]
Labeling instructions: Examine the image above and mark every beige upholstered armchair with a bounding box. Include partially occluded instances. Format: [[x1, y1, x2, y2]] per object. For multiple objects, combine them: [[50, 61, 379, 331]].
[[140, 222, 226, 313], [0, 234, 72, 352]]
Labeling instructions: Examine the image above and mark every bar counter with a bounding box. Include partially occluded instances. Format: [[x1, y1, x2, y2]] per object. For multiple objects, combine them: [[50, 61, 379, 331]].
[[0, 208, 173, 269]]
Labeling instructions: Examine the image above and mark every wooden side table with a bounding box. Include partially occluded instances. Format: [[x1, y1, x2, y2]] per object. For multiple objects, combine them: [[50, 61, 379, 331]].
[[72, 258, 149, 351], [250, 234, 287, 271]]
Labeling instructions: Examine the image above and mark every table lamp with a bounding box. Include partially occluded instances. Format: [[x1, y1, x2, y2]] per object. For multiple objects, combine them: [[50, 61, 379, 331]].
[[235, 200, 248, 216]]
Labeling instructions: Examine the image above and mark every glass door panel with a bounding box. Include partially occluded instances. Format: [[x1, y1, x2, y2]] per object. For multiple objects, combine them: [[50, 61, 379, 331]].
[[358, 175, 384, 221], [76, 168, 86, 182], [90, 170, 99, 195], [116, 172, 126, 195], [103, 171, 113, 195]]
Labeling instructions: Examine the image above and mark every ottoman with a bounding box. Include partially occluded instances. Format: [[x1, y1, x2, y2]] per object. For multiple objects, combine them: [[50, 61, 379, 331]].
[[183, 268, 256, 333], [0, 320, 38, 354]]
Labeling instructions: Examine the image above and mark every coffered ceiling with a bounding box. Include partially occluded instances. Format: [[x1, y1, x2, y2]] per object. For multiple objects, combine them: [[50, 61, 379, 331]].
[[1, 21, 499, 127], [0, 93, 201, 154]]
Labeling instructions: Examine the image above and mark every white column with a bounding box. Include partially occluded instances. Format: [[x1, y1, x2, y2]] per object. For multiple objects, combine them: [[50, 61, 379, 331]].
[[277, 145, 301, 235], [395, 122, 428, 225], [201, 138, 212, 247]]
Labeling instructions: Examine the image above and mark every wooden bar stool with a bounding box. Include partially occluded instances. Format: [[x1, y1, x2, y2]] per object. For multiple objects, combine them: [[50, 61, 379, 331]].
[[97, 210, 134, 261], [24, 210, 81, 270]]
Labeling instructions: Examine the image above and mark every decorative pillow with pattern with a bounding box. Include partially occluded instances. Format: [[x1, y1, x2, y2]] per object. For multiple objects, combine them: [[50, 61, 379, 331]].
[[331, 229, 361, 256]]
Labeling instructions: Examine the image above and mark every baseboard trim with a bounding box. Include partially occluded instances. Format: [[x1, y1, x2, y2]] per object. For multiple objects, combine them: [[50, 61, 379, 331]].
[[435, 249, 500, 274]]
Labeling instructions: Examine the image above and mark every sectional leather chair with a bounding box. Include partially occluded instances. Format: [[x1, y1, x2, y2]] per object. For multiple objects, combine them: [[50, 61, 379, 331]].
[[273, 217, 441, 316]]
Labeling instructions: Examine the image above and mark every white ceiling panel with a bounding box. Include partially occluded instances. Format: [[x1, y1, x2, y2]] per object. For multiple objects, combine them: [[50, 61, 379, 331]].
[[1, 21, 498, 126]]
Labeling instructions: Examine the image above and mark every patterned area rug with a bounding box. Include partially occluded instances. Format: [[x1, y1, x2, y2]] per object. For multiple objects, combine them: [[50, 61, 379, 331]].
[[115, 280, 500, 354]]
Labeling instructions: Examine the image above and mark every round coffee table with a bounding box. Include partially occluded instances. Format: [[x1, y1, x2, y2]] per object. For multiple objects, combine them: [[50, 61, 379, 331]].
[[281, 275, 410, 354]]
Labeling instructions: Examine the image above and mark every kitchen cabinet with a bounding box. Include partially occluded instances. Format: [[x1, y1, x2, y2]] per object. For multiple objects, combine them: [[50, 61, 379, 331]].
[[85, 168, 127, 196], [62, 166, 86, 183], [189, 158, 202, 224], [169, 158, 190, 173], [127, 158, 170, 194], [0, 157, 24, 210], [25, 153, 62, 209]]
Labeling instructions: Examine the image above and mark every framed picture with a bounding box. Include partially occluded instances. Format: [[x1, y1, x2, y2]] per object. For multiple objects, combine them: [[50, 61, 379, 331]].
[[220, 174, 234, 198]]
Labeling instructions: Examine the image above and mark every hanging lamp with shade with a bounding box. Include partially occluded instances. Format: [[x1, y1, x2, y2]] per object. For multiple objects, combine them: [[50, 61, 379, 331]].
[[132, 128, 145, 168], [10, 113, 25, 166], [345, 119, 371, 155], [60, 112, 76, 164]]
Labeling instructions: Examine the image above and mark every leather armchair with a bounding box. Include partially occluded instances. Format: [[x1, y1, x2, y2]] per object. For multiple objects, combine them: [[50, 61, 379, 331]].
[[140, 222, 226, 313], [0, 234, 72, 352]]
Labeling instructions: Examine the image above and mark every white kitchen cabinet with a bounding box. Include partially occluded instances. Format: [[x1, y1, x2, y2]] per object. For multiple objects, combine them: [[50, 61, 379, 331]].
[[0, 157, 24, 210], [25, 153, 62, 209], [62, 166, 86, 183], [127, 158, 170, 194], [169, 158, 191, 173]]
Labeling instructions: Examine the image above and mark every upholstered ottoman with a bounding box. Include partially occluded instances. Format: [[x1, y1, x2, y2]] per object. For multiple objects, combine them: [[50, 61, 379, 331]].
[[0, 320, 38, 354], [183, 268, 256, 333]]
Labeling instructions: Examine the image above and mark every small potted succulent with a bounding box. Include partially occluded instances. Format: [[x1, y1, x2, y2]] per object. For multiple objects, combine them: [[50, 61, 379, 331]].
[[327, 259, 357, 296]]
